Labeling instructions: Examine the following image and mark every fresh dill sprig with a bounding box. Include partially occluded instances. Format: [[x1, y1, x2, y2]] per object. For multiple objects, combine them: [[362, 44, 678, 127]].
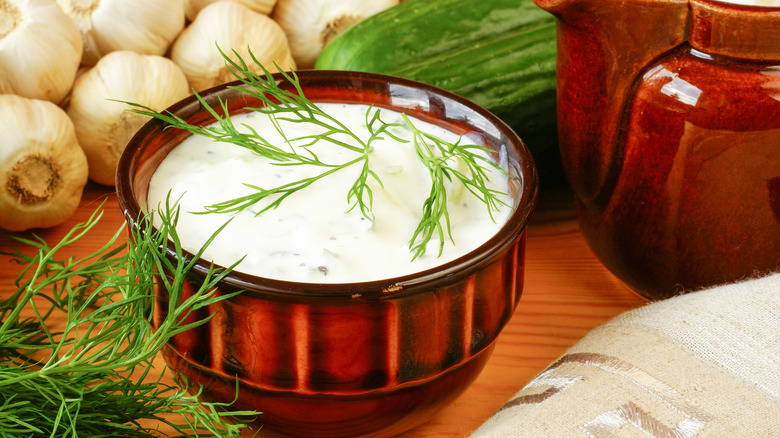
[[0, 200, 258, 437], [129, 47, 509, 259], [403, 114, 510, 259], [127, 48, 402, 221]]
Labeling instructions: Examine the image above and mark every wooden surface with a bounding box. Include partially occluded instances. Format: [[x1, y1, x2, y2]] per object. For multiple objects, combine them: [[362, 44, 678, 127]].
[[0, 183, 647, 437]]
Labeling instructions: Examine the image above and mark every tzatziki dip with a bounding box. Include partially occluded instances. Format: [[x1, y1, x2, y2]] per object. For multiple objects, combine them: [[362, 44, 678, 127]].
[[147, 103, 515, 283]]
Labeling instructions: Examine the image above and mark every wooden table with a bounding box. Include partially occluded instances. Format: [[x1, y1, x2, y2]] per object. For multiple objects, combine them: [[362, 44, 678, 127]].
[[0, 183, 646, 437]]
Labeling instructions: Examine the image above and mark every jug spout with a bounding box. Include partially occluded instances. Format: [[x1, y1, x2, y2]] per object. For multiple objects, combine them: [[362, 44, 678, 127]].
[[535, 0, 689, 208]]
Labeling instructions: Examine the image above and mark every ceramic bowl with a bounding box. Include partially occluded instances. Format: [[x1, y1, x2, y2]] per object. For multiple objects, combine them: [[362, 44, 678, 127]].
[[116, 70, 538, 437]]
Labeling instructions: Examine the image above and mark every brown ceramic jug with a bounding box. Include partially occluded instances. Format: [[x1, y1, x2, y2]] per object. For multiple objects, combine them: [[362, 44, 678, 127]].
[[534, 0, 780, 299]]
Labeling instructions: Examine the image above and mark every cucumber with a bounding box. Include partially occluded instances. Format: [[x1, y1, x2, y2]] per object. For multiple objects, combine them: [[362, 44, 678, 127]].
[[314, 0, 564, 189]]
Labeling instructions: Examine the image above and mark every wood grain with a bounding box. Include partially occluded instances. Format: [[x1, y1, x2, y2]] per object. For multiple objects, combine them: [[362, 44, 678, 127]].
[[0, 183, 646, 437]]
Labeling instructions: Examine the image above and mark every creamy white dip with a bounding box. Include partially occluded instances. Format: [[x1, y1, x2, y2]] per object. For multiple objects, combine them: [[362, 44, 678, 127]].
[[147, 103, 514, 283]]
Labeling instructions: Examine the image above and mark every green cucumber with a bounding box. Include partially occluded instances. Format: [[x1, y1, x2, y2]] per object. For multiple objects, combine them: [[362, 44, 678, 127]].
[[314, 0, 564, 189]]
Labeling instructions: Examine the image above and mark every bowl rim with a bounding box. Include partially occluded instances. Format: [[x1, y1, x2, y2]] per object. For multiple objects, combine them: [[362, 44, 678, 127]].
[[116, 69, 539, 300]]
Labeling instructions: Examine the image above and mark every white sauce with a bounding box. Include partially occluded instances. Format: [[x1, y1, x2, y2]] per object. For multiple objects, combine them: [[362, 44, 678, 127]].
[[147, 103, 514, 283]]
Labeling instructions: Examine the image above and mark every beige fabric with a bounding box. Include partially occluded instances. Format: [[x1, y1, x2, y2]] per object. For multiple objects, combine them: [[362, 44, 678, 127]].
[[470, 273, 780, 438]]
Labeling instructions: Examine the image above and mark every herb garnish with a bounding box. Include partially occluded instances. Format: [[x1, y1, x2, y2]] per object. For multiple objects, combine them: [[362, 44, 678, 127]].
[[130, 48, 509, 259], [404, 113, 512, 259], [0, 200, 257, 437]]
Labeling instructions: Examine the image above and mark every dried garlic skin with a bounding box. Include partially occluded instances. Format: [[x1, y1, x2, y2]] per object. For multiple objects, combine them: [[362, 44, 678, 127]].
[[0, 0, 82, 104], [184, 0, 277, 21], [0, 95, 88, 232], [67, 51, 191, 186], [272, 0, 399, 69], [57, 0, 185, 66], [171, 0, 297, 92]]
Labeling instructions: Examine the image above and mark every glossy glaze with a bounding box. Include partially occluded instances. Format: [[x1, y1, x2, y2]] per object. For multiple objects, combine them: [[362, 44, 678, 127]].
[[115, 71, 538, 437], [535, 0, 780, 299]]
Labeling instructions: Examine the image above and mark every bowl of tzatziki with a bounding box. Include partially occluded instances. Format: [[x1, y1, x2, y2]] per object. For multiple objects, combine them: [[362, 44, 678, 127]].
[[116, 66, 538, 438]]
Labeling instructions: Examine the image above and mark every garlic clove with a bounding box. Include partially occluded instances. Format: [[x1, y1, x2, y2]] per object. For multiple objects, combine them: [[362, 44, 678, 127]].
[[66, 51, 191, 186], [184, 0, 277, 21], [57, 0, 185, 66], [0, 0, 83, 104], [0, 95, 88, 232], [170, 1, 296, 92], [272, 0, 399, 69]]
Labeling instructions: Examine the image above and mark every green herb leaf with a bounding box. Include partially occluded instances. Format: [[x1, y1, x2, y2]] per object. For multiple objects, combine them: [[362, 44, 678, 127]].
[[403, 114, 510, 259], [0, 200, 258, 437]]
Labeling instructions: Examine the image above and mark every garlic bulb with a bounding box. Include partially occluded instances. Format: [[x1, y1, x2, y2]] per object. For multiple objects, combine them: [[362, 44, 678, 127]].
[[67, 51, 191, 186], [0, 95, 88, 232], [272, 0, 399, 69], [170, 1, 296, 92], [0, 0, 82, 104], [184, 0, 276, 21], [57, 0, 185, 66]]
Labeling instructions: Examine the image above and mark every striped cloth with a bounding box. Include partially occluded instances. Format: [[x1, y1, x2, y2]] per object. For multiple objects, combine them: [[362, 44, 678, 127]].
[[470, 273, 780, 438]]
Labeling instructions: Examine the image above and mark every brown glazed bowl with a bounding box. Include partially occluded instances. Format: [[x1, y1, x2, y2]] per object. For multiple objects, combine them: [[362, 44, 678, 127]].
[[116, 70, 538, 437]]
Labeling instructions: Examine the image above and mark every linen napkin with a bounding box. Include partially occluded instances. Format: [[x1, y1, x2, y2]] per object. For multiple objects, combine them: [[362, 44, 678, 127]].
[[470, 273, 780, 438]]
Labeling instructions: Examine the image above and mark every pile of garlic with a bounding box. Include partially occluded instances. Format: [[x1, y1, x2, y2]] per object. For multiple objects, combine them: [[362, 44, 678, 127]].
[[0, 0, 398, 232]]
